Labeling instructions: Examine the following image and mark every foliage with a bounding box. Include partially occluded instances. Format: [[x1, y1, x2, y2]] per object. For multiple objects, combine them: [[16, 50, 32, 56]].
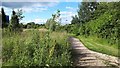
[[64, 24, 80, 36], [8, 10, 20, 31], [16, 9, 25, 22], [77, 2, 98, 23], [1, 8, 8, 28], [71, 2, 120, 45], [1, 9, 24, 31], [26, 22, 36, 29], [2, 29, 72, 66], [45, 10, 61, 31], [8, 9, 25, 31], [71, 15, 79, 24]]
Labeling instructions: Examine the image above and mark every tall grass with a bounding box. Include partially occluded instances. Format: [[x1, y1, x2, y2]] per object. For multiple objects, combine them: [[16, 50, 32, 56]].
[[2, 29, 72, 67]]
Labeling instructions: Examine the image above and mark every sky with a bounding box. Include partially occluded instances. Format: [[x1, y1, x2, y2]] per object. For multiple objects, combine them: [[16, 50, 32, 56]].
[[0, 2, 80, 25]]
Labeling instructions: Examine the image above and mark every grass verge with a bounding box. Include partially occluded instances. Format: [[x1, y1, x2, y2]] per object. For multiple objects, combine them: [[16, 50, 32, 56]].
[[77, 36, 119, 57]]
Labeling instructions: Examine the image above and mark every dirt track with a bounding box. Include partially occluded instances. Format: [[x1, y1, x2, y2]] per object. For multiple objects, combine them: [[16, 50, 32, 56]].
[[68, 37, 119, 67]]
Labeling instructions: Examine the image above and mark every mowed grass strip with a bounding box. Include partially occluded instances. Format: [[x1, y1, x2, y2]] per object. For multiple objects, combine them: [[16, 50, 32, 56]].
[[77, 36, 118, 57]]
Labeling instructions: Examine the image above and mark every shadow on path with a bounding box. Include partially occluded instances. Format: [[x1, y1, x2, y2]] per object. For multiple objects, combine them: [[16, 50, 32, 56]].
[[68, 37, 119, 67]]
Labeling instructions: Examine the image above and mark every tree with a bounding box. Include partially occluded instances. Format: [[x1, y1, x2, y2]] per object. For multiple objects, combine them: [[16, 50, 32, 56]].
[[8, 9, 24, 31], [70, 1, 98, 35], [71, 15, 79, 24], [77, 2, 98, 24], [0, 13, 2, 28], [1, 8, 8, 28], [45, 10, 61, 31], [26, 22, 40, 29], [92, 2, 108, 19], [19, 23, 24, 28], [16, 9, 24, 22], [9, 10, 19, 31], [45, 18, 58, 31]]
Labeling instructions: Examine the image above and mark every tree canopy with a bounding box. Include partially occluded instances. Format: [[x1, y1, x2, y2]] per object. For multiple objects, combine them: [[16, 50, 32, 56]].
[[70, 2, 120, 45], [1, 8, 8, 28]]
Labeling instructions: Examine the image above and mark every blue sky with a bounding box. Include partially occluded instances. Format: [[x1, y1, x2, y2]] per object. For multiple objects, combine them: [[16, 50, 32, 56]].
[[1, 2, 80, 25]]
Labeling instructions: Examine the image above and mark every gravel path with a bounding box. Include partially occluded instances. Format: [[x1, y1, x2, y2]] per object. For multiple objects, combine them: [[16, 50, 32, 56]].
[[68, 37, 119, 67]]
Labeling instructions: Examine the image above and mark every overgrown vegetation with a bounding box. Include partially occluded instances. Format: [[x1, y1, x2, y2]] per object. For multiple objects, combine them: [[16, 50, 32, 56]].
[[45, 10, 61, 31], [2, 29, 72, 66], [69, 2, 120, 57], [1, 1, 120, 67], [1, 7, 72, 67]]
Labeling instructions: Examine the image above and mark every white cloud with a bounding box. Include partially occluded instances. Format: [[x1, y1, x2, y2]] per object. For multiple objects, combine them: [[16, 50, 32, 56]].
[[59, 6, 78, 24], [22, 18, 47, 24], [21, 7, 47, 13], [32, 2, 59, 7], [2, 2, 59, 13], [65, 0, 82, 2], [66, 6, 79, 11], [34, 18, 47, 24], [2, 2, 59, 8], [60, 11, 77, 18], [2, 0, 59, 2], [66, 6, 74, 10], [60, 11, 77, 25]]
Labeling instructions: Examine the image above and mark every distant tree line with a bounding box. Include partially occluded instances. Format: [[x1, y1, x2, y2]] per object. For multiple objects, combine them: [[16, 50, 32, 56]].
[[20, 22, 45, 29], [1, 8, 45, 31]]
